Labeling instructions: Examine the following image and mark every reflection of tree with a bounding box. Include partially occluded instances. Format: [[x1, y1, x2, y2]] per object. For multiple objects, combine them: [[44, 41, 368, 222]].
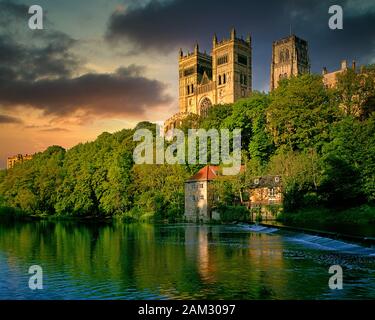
[[0, 222, 364, 299]]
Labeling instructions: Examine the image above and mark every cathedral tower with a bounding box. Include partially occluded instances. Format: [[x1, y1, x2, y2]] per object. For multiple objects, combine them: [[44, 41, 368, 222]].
[[178, 44, 212, 114], [270, 35, 310, 91], [177, 28, 252, 116], [212, 28, 252, 109]]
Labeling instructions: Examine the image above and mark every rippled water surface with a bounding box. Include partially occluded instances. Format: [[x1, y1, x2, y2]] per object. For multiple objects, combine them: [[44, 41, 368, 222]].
[[0, 221, 374, 300]]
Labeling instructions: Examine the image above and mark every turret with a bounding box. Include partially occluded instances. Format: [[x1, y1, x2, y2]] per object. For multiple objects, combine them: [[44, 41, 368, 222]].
[[212, 33, 217, 48], [230, 27, 236, 40], [246, 33, 251, 46], [194, 42, 199, 54]]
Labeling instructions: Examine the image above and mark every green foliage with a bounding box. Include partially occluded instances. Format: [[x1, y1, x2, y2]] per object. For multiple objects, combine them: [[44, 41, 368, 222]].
[[1, 69, 375, 223], [267, 74, 338, 152], [223, 93, 274, 163], [0, 126, 189, 221], [199, 104, 233, 130], [218, 205, 249, 222]]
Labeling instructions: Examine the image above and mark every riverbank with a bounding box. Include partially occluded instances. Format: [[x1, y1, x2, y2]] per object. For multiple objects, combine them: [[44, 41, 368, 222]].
[[277, 204, 375, 225]]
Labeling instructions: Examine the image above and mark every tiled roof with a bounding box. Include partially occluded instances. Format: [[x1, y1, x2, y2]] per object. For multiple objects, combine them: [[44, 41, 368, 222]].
[[186, 165, 245, 182], [249, 175, 282, 188], [186, 165, 220, 182]]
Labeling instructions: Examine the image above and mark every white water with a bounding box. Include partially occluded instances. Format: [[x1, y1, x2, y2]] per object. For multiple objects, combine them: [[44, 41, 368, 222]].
[[241, 224, 375, 256]]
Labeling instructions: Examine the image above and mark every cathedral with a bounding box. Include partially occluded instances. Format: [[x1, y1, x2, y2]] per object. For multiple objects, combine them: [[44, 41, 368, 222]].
[[164, 29, 310, 131]]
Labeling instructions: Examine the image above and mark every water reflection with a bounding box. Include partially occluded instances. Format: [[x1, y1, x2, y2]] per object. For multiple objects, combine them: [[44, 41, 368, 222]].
[[0, 221, 374, 300]]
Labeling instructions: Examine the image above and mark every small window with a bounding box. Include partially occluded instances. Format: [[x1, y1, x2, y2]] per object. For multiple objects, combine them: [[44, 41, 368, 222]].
[[199, 183, 204, 188], [279, 51, 285, 63], [183, 67, 195, 77], [200, 195, 204, 200], [269, 188, 275, 197], [191, 84, 194, 93], [275, 176, 280, 183], [238, 54, 248, 65], [223, 74, 226, 84], [218, 75, 222, 85], [217, 54, 228, 65]]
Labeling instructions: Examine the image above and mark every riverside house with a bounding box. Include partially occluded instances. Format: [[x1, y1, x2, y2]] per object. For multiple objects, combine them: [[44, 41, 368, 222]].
[[184, 165, 283, 222]]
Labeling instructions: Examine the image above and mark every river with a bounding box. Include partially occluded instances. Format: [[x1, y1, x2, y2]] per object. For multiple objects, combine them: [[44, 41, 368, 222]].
[[0, 221, 374, 299]]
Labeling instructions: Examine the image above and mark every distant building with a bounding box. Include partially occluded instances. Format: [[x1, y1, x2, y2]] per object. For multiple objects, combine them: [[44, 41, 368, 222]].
[[248, 175, 283, 207], [184, 165, 282, 222], [184, 165, 220, 222], [270, 34, 310, 91], [7, 154, 33, 169], [165, 28, 252, 132], [322, 59, 356, 88]]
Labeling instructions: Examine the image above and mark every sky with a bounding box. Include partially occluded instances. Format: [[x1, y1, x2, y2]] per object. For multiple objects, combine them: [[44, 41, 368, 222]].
[[0, 0, 375, 168]]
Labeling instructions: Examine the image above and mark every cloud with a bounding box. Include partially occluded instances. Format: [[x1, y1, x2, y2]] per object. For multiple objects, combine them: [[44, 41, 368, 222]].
[[0, 1, 173, 122], [0, 114, 23, 124], [0, 65, 172, 118], [39, 128, 70, 133]]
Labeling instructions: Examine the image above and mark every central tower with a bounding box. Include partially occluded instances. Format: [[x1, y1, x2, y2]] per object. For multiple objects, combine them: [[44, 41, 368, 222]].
[[270, 34, 310, 91]]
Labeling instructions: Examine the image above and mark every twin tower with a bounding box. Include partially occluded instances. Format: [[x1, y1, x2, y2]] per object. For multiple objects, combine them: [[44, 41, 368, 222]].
[[165, 29, 310, 131]]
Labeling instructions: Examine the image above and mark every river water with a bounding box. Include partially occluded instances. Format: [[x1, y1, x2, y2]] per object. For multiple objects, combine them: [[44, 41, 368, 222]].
[[0, 221, 374, 300]]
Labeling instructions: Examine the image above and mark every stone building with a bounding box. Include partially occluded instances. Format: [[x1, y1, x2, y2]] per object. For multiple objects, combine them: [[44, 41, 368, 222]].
[[165, 28, 252, 131], [184, 165, 220, 222], [248, 175, 283, 207], [270, 34, 310, 91], [322, 59, 356, 88], [7, 154, 33, 170]]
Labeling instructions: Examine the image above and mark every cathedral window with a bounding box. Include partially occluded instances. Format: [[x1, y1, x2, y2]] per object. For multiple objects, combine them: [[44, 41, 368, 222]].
[[279, 51, 285, 63], [238, 54, 247, 65], [240, 74, 247, 85], [218, 75, 222, 85], [199, 97, 212, 117], [191, 84, 194, 93], [184, 67, 195, 77], [285, 49, 290, 61], [223, 74, 226, 84], [217, 54, 228, 65]]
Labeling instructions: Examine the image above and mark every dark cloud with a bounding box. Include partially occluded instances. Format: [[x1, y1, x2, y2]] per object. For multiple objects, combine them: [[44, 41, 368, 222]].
[[0, 65, 172, 117], [106, 0, 375, 89], [0, 1, 172, 120], [0, 114, 23, 124]]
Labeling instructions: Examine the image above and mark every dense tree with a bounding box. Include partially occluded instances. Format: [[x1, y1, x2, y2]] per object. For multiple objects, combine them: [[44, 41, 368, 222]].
[[267, 74, 338, 152], [1, 68, 375, 222], [335, 66, 375, 119]]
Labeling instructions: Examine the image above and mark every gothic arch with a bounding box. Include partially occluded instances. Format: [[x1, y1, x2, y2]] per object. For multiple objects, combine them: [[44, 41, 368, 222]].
[[199, 97, 212, 117], [285, 49, 290, 61]]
